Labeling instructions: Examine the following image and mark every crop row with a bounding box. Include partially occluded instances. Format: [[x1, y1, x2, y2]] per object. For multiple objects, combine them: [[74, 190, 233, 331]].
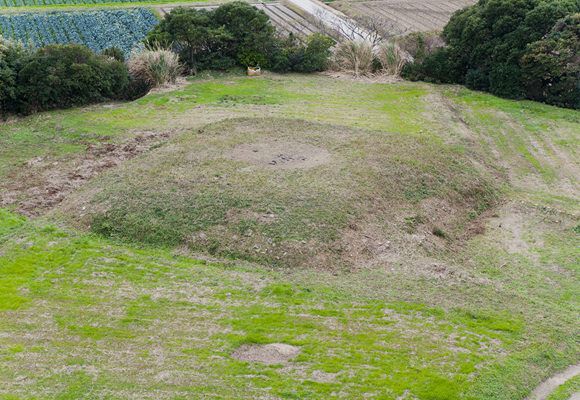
[[0, 0, 154, 7], [332, 0, 476, 33], [0, 8, 158, 54]]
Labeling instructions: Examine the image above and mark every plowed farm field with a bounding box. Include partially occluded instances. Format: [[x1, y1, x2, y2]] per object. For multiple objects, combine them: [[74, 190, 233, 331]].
[[331, 0, 476, 33]]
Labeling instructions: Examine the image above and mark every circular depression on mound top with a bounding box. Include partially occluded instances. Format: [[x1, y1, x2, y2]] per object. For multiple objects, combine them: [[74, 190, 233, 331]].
[[227, 141, 331, 170]]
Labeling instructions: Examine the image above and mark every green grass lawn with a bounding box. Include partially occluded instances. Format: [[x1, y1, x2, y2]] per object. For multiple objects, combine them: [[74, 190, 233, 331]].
[[0, 212, 525, 399], [0, 73, 578, 399]]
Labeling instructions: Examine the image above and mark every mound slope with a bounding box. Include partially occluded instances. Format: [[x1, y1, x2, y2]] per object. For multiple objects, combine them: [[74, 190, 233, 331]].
[[58, 117, 499, 269]]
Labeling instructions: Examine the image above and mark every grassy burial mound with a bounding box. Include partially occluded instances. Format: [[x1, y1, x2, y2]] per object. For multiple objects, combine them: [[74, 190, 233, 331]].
[[0, 74, 578, 399], [58, 116, 499, 269]]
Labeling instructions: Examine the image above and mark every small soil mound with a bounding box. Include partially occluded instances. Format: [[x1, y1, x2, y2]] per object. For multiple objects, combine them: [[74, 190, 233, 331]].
[[232, 343, 300, 365], [228, 141, 331, 170]]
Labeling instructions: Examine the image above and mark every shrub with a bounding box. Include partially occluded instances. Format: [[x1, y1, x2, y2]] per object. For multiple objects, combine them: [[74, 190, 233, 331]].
[[333, 40, 374, 76], [128, 46, 182, 87], [397, 32, 444, 64], [404, 0, 580, 107], [521, 13, 580, 109], [16, 44, 129, 113], [147, 2, 277, 72], [123, 75, 153, 101], [102, 46, 125, 62], [403, 47, 463, 83], [0, 37, 28, 117], [272, 33, 334, 73], [299, 33, 335, 72]]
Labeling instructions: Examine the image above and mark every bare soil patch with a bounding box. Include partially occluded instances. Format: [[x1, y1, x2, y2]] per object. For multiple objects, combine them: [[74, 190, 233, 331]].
[[320, 71, 402, 83], [232, 343, 301, 365], [227, 141, 331, 170], [0, 130, 174, 217]]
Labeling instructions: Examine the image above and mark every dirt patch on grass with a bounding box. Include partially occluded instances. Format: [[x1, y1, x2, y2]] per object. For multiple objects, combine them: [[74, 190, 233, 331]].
[[227, 141, 331, 170], [0, 130, 174, 217], [232, 343, 301, 365]]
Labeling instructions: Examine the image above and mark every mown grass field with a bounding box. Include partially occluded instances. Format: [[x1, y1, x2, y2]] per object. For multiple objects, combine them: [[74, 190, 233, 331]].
[[0, 72, 578, 399]]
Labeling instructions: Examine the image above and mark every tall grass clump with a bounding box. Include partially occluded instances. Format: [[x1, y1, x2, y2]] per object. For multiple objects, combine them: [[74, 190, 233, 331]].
[[376, 42, 410, 76], [332, 40, 374, 76], [128, 45, 182, 88]]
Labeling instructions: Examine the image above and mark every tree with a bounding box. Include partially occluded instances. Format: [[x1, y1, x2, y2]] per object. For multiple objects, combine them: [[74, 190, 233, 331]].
[[147, 7, 234, 72], [521, 13, 580, 108], [0, 38, 28, 117], [404, 0, 579, 107], [147, 2, 278, 71]]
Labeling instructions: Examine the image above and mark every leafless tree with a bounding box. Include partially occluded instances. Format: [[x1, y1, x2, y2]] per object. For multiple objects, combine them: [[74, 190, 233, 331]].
[[354, 13, 406, 45]]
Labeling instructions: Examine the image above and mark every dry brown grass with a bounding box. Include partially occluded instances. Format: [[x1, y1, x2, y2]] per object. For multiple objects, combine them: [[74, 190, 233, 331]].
[[127, 46, 182, 88], [376, 41, 411, 76], [332, 40, 374, 76]]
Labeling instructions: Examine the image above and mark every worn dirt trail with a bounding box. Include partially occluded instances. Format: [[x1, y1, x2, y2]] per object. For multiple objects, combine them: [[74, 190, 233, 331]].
[[526, 364, 580, 400]]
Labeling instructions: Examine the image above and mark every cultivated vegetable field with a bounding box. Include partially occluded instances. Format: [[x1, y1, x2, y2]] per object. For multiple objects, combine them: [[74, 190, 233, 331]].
[[0, 8, 158, 54], [0, 0, 162, 6]]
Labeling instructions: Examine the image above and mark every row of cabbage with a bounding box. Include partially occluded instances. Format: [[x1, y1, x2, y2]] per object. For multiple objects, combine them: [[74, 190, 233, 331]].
[[1, 0, 156, 7], [0, 8, 158, 54]]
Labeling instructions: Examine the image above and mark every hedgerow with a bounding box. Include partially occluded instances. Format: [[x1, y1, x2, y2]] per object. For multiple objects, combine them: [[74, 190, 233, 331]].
[[1, 43, 131, 115]]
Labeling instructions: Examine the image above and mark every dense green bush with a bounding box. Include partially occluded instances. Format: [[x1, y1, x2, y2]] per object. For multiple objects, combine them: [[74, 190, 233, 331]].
[[102, 46, 126, 62], [147, 3, 276, 72], [272, 33, 334, 73], [147, 2, 333, 73], [0, 38, 28, 117], [1, 43, 133, 116], [403, 0, 580, 108], [16, 44, 129, 113], [521, 13, 579, 108]]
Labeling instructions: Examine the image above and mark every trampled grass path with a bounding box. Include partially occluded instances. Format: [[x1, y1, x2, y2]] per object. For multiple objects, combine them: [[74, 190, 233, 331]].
[[527, 364, 580, 400]]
